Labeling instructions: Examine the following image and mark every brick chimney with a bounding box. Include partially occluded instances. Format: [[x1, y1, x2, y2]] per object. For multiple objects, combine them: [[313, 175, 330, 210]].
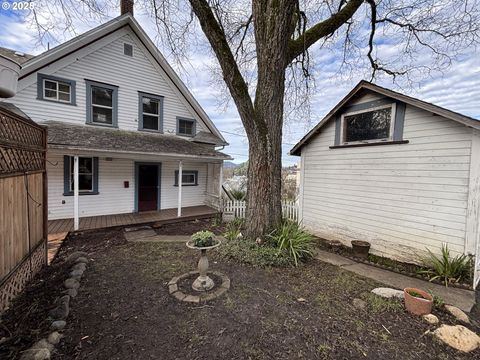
[[120, 0, 134, 16]]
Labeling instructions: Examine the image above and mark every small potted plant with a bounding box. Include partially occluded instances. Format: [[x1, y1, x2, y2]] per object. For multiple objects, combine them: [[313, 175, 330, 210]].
[[191, 230, 216, 247], [404, 287, 433, 315], [351, 240, 371, 259]]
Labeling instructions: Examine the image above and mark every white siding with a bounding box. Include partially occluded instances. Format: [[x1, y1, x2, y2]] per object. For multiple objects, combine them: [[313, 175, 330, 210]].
[[47, 153, 209, 220], [47, 153, 135, 219], [300, 94, 472, 262], [160, 161, 207, 209], [7, 27, 209, 135]]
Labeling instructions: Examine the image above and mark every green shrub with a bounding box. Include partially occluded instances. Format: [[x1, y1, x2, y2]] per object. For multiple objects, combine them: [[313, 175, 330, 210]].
[[223, 217, 245, 241], [266, 220, 315, 266], [217, 238, 293, 267], [191, 230, 215, 247], [418, 244, 472, 287]]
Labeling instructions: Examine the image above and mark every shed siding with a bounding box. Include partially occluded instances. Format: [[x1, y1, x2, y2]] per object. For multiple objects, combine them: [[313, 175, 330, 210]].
[[47, 153, 208, 220], [8, 28, 208, 135], [301, 96, 472, 262]]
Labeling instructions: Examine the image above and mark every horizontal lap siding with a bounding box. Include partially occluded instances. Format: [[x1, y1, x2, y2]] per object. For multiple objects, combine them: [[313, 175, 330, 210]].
[[301, 101, 472, 262], [160, 161, 207, 209], [9, 29, 208, 134], [47, 153, 134, 220]]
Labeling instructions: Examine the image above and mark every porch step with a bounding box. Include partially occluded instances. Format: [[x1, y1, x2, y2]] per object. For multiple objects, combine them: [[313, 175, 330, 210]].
[[124, 228, 157, 242], [151, 212, 219, 228]]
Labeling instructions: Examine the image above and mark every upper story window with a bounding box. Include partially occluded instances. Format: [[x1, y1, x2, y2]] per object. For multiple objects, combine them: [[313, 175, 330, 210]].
[[86, 80, 118, 127], [37, 74, 76, 105], [138, 92, 163, 132], [177, 117, 196, 137], [341, 104, 395, 144]]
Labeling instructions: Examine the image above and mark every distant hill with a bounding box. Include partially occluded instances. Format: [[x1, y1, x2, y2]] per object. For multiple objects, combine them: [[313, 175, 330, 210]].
[[223, 161, 239, 169]]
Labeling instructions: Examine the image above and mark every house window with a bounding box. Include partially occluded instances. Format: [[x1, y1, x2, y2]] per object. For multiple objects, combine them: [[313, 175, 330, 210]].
[[177, 117, 196, 136], [174, 170, 198, 186], [138, 92, 163, 132], [63, 156, 99, 195], [86, 80, 118, 127], [341, 104, 395, 144], [37, 74, 76, 105]]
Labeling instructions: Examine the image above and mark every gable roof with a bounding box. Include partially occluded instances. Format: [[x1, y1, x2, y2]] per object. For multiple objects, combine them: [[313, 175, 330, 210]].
[[16, 14, 227, 145], [290, 80, 480, 156]]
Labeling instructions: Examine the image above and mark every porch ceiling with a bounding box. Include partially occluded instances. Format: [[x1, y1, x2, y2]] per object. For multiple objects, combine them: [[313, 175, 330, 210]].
[[43, 121, 231, 161]]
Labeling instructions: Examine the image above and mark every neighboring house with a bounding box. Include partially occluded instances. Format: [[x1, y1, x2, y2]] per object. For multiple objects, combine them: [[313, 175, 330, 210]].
[[0, 8, 230, 227], [291, 81, 480, 288]]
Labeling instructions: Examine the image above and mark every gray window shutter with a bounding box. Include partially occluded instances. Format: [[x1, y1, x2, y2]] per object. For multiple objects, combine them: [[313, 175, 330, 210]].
[[93, 157, 99, 193], [393, 101, 406, 141], [334, 115, 341, 146], [63, 155, 70, 195]]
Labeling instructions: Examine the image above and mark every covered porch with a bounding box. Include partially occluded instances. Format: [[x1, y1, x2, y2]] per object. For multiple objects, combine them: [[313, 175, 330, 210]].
[[48, 205, 219, 234]]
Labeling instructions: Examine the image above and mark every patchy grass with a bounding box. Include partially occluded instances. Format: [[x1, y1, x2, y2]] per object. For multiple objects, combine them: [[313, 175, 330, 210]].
[[361, 293, 404, 313]]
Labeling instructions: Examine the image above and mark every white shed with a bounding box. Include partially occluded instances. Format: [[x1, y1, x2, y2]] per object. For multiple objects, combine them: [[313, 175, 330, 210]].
[[290, 81, 480, 288]]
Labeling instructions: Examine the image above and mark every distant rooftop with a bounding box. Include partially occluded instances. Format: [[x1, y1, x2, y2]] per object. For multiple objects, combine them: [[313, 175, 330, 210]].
[[0, 47, 35, 65]]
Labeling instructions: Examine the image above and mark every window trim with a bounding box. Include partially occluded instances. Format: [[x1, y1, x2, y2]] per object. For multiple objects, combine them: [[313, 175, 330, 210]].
[[138, 92, 164, 133], [37, 73, 76, 105], [174, 170, 198, 186], [63, 156, 99, 196], [176, 117, 196, 137], [340, 103, 396, 145], [85, 79, 118, 127]]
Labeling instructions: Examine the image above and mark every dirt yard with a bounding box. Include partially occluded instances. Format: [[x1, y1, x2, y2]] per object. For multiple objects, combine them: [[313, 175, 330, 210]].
[[1, 222, 479, 359]]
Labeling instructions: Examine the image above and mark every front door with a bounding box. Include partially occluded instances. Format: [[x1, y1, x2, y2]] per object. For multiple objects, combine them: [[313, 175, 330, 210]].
[[138, 165, 158, 211]]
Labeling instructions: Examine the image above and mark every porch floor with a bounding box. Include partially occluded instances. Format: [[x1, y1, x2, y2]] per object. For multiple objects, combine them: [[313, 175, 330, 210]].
[[48, 205, 219, 234]]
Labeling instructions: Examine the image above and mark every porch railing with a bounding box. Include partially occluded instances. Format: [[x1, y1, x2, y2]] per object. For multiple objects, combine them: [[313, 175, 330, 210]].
[[222, 199, 298, 222]]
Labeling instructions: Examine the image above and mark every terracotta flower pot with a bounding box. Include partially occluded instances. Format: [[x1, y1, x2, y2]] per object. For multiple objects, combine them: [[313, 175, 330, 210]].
[[404, 287, 433, 315], [351, 240, 370, 259]]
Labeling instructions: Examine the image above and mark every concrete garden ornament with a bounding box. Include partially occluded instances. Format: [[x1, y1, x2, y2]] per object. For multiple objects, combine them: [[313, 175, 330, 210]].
[[187, 231, 221, 291]]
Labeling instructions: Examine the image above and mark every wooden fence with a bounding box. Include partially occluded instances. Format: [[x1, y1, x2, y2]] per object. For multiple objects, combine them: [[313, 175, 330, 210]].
[[0, 105, 47, 313], [222, 199, 299, 222]]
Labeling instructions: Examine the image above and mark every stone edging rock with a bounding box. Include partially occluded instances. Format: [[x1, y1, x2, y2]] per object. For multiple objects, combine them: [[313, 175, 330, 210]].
[[19, 251, 89, 360], [168, 271, 230, 303]]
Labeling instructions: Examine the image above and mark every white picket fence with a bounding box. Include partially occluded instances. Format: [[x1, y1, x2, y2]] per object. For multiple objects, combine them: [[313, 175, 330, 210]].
[[222, 199, 299, 222]]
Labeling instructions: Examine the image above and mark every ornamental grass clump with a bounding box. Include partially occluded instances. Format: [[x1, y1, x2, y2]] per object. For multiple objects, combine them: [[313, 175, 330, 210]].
[[267, 220, 315, 266], [223, 217, 245, 241], [418, 244, 472, 287], [191, 230, 215, 247]]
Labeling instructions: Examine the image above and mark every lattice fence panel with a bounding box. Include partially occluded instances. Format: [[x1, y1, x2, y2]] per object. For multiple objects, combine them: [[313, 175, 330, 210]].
[[0, 241, 46, 312], [0, 109, 45, 175]]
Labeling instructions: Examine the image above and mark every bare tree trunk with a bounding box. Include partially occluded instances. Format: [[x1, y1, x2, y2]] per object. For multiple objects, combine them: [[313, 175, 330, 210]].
[[243, 0, 295, 239]]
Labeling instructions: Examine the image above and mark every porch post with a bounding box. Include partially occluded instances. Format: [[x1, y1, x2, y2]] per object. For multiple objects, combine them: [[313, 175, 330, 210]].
[[218, 162, 223, 208], [73, 155, 79, 230], [177, 160, 182, 217]]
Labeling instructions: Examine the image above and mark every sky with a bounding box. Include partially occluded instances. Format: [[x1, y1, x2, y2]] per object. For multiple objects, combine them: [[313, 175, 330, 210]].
[[1, 1, 479, 165]]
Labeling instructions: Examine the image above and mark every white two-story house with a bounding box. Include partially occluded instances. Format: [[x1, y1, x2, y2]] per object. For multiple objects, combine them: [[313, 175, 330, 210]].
[[1, 8, 230, 231]]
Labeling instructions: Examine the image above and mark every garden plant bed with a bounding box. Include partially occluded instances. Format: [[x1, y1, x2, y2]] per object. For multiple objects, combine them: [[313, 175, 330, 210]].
[[1, 227, 479, 359], [154, 218, 225, 236], [317, 239, 473, 290]]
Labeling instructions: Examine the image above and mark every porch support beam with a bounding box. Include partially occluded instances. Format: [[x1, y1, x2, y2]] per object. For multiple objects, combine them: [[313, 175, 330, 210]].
[[73, 155, 79, 230], [177, 160, 183, 217]]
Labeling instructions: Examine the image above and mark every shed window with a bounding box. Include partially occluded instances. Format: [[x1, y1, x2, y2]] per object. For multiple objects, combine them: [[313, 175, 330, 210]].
[[174, 170, 198, 186], [177, 118, 195, 136], [37, 74, 76, 105], [341, 104, 395, 143], [86, 80, 118, 127], [63, 156, 99, 196], [139, 93, 163, 132]]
